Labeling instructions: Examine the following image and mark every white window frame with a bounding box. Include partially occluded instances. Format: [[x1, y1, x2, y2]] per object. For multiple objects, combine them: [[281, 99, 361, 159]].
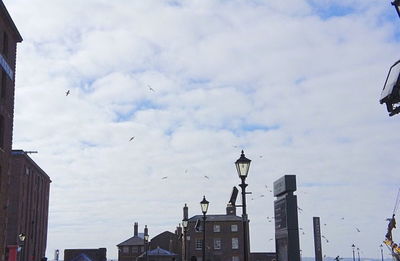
[[213, 224, 221, 232], [232, 237, 239, 249], [195, 239, 203, 250], [231, 224, 238, 232], [214, 238, 221, 250]]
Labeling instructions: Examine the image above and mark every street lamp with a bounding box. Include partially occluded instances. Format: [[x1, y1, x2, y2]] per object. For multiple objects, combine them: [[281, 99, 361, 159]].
[[144, 226, 149, 261], [235, 150, 251, 261], [182, 204, 189, 261], [200, 196, 209, 261], [18, 233, 26, 261], [352, 244, 356, 261], [392, 0, 400, 18], [380, 244, 384, 261], [380, 59, 400, 116], [357, 247, 360, 261]]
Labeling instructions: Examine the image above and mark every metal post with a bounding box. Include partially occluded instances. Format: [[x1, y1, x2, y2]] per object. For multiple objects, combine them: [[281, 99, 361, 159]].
[[145, 240, 148, 261], [352, 245, 355, 261], [380, 244, 384, 261], [202, 213, 206, 261], [239, 177, 249, 261], [183, 227, 187, 261], [357, 248, 360, 261]]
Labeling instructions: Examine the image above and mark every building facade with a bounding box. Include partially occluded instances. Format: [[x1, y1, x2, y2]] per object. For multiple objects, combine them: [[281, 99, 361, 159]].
[[0, 1, 22, 260], [64, 248, 107, 261], [117, 223, 146, 261], [149, 231, 181, 260], [184, 204, 246, 261], [7, 150, 51, 261]]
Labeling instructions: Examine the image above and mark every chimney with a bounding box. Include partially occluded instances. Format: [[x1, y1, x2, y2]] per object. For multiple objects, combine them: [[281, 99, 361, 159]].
[[183, 203, 188, 220], [176, 224, 182, 238], [134, 222, 138, 237], [226, 203, 236, 215]]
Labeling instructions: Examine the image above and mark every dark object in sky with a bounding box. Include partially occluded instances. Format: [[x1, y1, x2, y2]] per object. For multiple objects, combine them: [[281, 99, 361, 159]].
[[356, 228, 360, 232], [204, 175, 209, 179], [380, 59, 400, 116], [161, 176, 168, 180], [66, 90, 70, 96], [129, 136, 135, 141], [229, 186, 238, 205], [147, 85, 155, 92], [392, 0, 400, 19]]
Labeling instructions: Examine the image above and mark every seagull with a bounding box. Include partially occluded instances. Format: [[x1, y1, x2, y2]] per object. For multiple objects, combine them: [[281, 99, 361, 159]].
[[259, 155, 263, 158], [147, 85, 155, 92], [66, 90, 70, 96], [161, 176, 168, 180], [204, 175, 209, 179], [129, 136, 135, 141], [297, 207, 303, 212], [268, 238, 273, 241], [356, 228, 360, 232], [324, 223, 327, 226], [185, 169, 188, 174]]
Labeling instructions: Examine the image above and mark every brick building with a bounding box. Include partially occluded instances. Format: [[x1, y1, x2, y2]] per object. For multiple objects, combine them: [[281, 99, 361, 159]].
[[117, 222, 146, 261], [149, 231, 181, 260], [6, 150, 51, 261], [64, 248, 107, 261], [184, 204, 246, 261], [0, 1, 22, 260]]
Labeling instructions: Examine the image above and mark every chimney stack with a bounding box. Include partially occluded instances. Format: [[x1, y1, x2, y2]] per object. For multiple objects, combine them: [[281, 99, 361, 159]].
[[226, 203, 236, 215], [134, 222, 138, 236]]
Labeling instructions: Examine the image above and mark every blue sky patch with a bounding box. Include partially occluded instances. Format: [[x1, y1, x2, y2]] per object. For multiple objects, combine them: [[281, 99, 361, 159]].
[[308, 1, 355, 20]]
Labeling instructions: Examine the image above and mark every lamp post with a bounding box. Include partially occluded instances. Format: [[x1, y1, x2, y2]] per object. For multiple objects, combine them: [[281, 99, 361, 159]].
[[144, 226, 149, 261], [200, 196, 209, 261], [357, 248, 360, 261], [182, 204, 189, 261], [380, 244, 384, 261], [235, 150, 251, 261], [18, 233, 26, 261], [352, 244, 355, 261], [392, 0, 400, 18]]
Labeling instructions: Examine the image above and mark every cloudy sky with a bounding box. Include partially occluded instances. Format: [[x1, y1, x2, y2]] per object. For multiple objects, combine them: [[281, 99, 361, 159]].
[[3, 0, 400, 259]]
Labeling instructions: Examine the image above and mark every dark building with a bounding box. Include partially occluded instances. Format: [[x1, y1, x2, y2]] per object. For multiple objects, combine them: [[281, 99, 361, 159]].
[[64, 248, 107, 261], [149, 231, 181, 260], [0, 1, 22, 260], [184, 204, 246, 261], [7, 150, 51, 261], [117, 222, 146, 261], [249, 253, 276, 261], [138, 247, 178, 261]]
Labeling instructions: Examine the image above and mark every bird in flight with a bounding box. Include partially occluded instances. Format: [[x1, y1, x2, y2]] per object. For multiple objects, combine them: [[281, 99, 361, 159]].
[[66, 90, 70, 96], [161, 176, 168, 180], [356, 228, 360, 232], [129, 136, 135, 141], [147, 85, 155, 92], [204, 175, 209, 179]]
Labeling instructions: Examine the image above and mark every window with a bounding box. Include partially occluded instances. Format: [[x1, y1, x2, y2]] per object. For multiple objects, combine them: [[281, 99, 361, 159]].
[[131, 246, 138, 253], [1, 71, 6, 99], [195, 239, 203, 250], [123, 246, 129, 254], [231, 224, 238, 232], [214, 238, 221, 250], [232, 238, 239, 249], [232, 256, 240, 261], [213, 224, 220, 232], [0, 115, 4, 149]]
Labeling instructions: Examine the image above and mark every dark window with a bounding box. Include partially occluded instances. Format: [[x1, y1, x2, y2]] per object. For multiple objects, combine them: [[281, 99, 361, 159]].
[[1, 71, 6, 99], [0, 115, 4, 148]]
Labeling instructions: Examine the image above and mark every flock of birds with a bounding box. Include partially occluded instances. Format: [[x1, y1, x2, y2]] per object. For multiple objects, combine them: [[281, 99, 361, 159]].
[[65, 86, 367, 256]]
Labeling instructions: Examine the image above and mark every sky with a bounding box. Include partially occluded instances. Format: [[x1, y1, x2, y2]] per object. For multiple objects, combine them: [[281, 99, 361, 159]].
[[3, 0, 400, 259]]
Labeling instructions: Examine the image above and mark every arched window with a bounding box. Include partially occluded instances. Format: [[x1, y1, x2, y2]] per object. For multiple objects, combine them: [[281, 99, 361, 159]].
[[0, 115, 4, 149]]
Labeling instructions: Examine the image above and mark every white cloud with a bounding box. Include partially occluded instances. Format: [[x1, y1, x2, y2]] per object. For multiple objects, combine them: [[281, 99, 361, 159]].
[[4, 0, 400, 259]]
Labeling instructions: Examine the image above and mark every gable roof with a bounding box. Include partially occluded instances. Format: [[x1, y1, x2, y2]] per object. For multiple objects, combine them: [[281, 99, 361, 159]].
[[189, 214, 241, 222], [70, 253, 93, 261], [117, 235, 145, 247], [139, 247, 178, 257]]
